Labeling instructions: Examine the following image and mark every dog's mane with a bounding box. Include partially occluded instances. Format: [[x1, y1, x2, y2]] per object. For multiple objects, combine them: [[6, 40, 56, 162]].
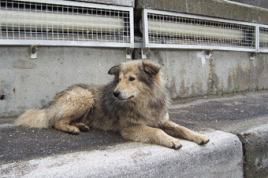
[[100, 69, 169, 126]]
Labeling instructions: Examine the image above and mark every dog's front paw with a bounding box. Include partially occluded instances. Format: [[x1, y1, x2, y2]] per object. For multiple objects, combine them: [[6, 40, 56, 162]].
[[171, 140, 183, 150], [194, 134, 210, 145], [163, 137, 182, 150]]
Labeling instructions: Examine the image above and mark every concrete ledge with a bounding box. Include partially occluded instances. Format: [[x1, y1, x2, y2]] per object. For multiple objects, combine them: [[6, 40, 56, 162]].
[[238, 124, 268, 178], [0, 131, 243, 178], [136, 0, 268, 25]]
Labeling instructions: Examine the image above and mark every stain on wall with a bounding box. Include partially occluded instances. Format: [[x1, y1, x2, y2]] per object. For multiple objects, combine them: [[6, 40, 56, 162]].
[[12, 59, 36, 69], [207, 58, 219, 94], [146, 49, 268, 99]]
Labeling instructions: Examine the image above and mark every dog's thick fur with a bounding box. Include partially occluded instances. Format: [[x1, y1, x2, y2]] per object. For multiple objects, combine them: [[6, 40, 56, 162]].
[[15, 60, 209, 149]]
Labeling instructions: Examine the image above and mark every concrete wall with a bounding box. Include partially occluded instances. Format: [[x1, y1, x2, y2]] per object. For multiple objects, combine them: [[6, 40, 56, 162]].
[[1, 0, 268, 116], [136, 0, 268, 25], [0, 47, 128, 117], [145, 50, 268, 99], [72, 0, 134, 7], [230, 0, 268, 9]]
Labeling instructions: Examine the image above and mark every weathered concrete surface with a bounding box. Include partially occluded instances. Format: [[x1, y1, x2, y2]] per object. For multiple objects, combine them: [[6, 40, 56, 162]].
[[136, 0, 268, 25], [0, 125, 126, 164], [238, 124, 268, 178], [231, 0, 268, 9], [0, 47, 128, 117], [72, 0, 135, 7], [146, 50, 268, 99], [0, 131, 243, 178]]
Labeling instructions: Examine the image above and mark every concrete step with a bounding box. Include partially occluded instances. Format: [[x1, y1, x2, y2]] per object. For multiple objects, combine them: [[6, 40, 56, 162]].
[[1, 130, 243, 178]]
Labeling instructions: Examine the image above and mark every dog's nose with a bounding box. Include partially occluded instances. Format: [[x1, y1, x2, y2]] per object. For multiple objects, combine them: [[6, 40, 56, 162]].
[[113, 90, 121, 98]]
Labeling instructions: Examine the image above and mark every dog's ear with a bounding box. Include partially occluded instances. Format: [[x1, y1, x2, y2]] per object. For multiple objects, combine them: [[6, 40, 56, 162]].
[[142, 61, 160, 76], [108, 64, 121, 75]]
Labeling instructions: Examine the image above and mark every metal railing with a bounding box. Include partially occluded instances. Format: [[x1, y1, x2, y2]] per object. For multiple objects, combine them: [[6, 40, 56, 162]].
[[0, 0, 134, 47], [142, 9, 262, 52]]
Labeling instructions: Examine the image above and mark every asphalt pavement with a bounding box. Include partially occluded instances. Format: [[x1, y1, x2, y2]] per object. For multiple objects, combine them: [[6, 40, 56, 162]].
[[1, 91, 268, 177]]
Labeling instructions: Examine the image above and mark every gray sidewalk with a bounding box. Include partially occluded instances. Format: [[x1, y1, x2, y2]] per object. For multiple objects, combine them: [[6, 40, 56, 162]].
[[1, 91, 268, 177]]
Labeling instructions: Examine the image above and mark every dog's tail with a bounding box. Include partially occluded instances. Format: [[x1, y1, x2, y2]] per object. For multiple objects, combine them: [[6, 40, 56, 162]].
[[15, 109, 50, 128]]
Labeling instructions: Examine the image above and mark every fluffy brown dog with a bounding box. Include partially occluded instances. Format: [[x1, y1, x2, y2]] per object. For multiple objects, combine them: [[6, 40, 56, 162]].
[[16, 60, 209, 149]]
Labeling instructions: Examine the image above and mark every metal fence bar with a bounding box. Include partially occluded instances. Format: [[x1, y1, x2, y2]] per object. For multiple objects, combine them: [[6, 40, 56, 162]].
[[259, 24, 268, 53], [256, 25, 260, 52], [142, 9, 149, 48]]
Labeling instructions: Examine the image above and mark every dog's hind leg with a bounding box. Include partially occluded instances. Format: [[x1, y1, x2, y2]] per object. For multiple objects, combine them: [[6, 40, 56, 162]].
[[161, 120, 210, 145], [50, 85, 95, 134], [54, 118, 81, 134], [121, 124, 182, 149], [73, 123, 90, 132], [54, 120, 90, 134]]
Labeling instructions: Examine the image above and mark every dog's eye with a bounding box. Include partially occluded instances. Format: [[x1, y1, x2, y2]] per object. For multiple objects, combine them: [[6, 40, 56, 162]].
[[129, 77, 135, 81]]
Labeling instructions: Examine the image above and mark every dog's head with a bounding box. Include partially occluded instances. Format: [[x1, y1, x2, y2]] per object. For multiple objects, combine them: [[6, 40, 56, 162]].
[[108, 60, 162, 101]]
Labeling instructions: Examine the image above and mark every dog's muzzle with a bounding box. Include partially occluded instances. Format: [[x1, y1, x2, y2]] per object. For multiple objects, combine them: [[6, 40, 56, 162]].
[[113, 90, 134, 100]]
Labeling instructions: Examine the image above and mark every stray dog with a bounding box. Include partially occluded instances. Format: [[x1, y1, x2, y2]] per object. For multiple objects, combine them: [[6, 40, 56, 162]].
[[16, 60, 209, 149]]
